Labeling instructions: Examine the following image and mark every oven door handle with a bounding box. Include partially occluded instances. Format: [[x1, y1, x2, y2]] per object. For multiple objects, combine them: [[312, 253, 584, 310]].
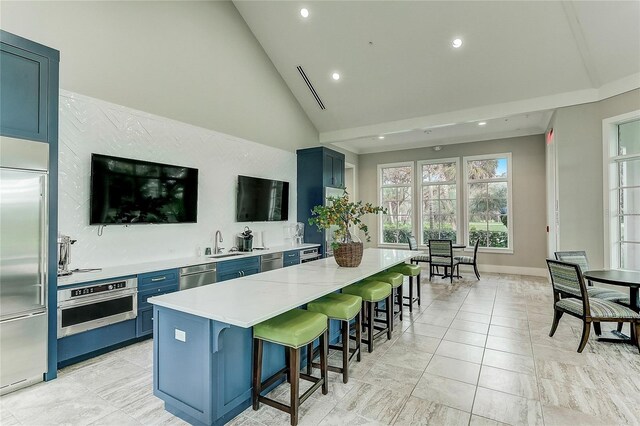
[[58, 290, 137, 308]]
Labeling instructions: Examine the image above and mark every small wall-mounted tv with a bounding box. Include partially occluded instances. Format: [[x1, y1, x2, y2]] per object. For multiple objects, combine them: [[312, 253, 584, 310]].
[[236, 175, 289, 222], [90, 154, 198, 225]]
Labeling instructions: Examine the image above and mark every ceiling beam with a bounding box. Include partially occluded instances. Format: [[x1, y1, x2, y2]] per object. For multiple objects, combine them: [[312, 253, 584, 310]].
[[560, 1, 601, 87]]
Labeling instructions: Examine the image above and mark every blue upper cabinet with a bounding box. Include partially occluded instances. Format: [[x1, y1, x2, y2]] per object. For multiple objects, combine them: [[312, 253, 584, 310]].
[[0, 31, 59, 143], [296, 147, 346, 257]]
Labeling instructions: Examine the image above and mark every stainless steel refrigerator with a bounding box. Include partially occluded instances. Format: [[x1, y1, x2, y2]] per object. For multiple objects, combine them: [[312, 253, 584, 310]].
[[0, 137, 48, 394]]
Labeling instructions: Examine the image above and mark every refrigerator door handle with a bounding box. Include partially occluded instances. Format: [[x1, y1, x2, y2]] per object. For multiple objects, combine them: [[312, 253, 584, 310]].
[[39, 174, 48, 308]]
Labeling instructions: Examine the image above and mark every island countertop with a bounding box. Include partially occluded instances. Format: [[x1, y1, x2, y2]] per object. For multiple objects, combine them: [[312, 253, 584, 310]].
[[149, 248, 417, 328]]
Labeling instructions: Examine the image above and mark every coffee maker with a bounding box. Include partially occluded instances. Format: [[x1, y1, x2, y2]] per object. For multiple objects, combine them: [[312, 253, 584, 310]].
[[236, 226, 254, 252]]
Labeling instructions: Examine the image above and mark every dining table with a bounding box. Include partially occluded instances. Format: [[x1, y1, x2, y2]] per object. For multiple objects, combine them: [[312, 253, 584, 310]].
[[583, 269, 640, 345]]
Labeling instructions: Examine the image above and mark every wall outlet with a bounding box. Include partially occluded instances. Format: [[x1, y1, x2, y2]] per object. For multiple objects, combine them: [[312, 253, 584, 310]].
[[175, 329, 186, 342]]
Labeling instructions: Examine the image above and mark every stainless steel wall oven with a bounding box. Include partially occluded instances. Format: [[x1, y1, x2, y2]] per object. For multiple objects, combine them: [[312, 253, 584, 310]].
[[57, 278, 137, 338]]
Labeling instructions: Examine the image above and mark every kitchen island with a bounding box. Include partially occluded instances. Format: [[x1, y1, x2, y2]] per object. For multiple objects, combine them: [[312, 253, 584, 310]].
[[149, 248, 416, 426]]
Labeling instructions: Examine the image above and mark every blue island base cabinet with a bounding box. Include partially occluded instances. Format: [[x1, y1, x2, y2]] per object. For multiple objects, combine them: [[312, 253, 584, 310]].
[[153, 305, 289, 425]]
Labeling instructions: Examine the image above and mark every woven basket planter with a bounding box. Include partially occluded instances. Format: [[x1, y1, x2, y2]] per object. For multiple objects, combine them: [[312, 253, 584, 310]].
[[333, 242, 363, 267]]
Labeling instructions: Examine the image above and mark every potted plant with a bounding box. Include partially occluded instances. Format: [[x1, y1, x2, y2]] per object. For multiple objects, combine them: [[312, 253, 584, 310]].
[[308, 190, 387, 267]]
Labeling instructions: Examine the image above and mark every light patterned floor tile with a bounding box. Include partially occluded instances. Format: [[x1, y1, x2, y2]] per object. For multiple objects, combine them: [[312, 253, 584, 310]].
[[478, 366, 539, 399], [435, 340, 485, 364], [412, 373, 476, 412], [472, 387, 543, 425], [482, 349, 535, 375], [444, 328, 487, 347], [393, 396, 470, 425], [425, 355, 481, 385]]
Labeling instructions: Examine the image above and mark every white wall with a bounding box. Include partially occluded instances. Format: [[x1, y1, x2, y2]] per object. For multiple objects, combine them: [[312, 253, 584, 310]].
[[553, 89, 640, 268], [59, 91, 297, 269], [358, 135, 547, 275], [0, 0, 318, 152]]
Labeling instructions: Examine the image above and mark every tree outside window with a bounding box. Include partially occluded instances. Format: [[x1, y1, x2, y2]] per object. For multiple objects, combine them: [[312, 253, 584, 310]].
[[379, 163, 413, 244], [465, 155, 511, 249], [420, 160, 458, 244]]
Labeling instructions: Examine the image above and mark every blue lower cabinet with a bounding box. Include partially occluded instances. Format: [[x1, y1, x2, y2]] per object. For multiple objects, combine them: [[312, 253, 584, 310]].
[[154, 305, 286, 426], [58, 319, 137, 367], [283, 250, 300, 267], [137, 307, 154, 337], [217, 257, 260, 282]]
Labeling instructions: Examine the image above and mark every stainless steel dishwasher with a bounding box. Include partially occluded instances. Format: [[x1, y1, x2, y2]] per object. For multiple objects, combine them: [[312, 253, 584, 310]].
[[260, 252, 283, 272], [179, 263, 217, 290]]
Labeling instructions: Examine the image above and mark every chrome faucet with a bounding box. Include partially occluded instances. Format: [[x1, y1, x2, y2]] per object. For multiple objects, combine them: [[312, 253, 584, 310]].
[[214, 230, 224, 254]]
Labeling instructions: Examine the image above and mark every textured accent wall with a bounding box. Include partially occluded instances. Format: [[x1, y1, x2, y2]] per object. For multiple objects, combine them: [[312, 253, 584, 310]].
[[58, 90, 297, 269]]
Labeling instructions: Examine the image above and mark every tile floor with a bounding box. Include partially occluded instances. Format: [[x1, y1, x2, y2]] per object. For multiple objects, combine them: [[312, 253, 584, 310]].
[[1, 271, 639, 426]]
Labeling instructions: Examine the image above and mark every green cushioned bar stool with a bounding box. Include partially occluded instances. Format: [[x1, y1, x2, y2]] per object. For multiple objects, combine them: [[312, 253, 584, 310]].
[[253, 309, 329, 426], [367, 271, 405, 324], [343, 280, 393, 353], [389, 263, 422, 313], [306, 293, 362, 383]]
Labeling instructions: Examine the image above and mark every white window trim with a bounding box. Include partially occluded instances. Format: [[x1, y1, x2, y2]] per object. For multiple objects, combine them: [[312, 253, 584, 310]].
[[377, 161, 414, 246], [463, 152, 514, 254], [417, 158, 462, 246], [602, 110, 640, 270]]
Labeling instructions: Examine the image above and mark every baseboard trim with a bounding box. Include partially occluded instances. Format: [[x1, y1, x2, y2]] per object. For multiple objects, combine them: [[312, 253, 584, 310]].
[[457, 263, 548, 278]]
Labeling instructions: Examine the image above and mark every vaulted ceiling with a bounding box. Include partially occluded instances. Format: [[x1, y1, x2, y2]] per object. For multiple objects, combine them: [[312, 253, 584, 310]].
[[234, 1, 640, 153]]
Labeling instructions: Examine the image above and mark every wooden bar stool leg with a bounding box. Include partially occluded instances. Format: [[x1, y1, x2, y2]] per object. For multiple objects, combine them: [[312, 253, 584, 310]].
[[285, 347, 292, 382], [341, 320, 349, 383], [252, 338, 263, 410], [289, 347, 300, 426], [386, 294, 393, 340], [367, 301, 374, 353], [417, 273, 421, 306], [320, 331, 329, 394], [355, 312, 362, 362], [408, 276, 414, 312], [306, 342, 313, 375], [398, 284, 403, 321]]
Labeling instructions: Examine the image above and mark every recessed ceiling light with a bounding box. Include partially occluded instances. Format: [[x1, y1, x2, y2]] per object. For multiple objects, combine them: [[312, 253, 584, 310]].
[[300, 8, 309, 18], [332, 72, 340, 81], [433, 146, 442, 151], [378, 135, 385, 140], [452, 38, 463, 48], [478, 121, 487, 126]]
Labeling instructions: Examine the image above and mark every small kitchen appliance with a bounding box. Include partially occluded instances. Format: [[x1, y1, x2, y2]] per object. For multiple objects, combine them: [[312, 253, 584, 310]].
[[236, 226, 254, 252]]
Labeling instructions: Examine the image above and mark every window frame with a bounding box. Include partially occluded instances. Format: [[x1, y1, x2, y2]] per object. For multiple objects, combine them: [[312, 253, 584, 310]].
[[377, 161, 414, 246], [463, 152, 513, 254], [417, 158, 462, 246], [602, 110, 640, 270]]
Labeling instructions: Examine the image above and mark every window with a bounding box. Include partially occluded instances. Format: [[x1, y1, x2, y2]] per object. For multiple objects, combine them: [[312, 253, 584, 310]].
[[464, 154, 512, 250], [607, 117, 640, 270], [378, 162, 413, 244], [419, 159, 459, 244]]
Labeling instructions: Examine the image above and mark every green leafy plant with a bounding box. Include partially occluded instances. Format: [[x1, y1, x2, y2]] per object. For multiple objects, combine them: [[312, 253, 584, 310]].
[[309, 190, 387, 250]]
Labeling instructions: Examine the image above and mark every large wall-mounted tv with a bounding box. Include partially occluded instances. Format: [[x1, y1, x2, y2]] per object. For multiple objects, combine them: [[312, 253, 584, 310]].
[[236, 175, 289, 222], [90, 154, 198, 225]]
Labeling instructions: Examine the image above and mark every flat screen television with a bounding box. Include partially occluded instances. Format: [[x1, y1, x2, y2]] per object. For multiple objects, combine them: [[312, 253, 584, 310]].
[[90, 154, 198, 224], [236, 175, 289, 222]]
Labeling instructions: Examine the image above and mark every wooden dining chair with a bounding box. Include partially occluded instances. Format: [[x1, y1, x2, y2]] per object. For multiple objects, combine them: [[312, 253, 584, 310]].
[[429, 240, 459, 283], [454, 238, 480, 280], [546, 259, 640, 353], [554, 250, 629, 334], [408, 235, 430, 266]]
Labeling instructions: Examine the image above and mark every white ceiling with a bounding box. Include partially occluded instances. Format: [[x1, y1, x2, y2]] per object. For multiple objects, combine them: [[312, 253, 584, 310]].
[[234, 1, 640, 154]]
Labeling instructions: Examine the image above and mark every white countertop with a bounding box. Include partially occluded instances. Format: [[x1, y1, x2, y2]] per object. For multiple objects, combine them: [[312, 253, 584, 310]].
[[57, 243, 320, 287], [149, 248, 417, 328]]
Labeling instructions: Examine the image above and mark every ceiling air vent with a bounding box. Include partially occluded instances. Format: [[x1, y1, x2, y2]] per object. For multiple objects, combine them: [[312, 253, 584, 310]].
[[297, 66, 326, 110]]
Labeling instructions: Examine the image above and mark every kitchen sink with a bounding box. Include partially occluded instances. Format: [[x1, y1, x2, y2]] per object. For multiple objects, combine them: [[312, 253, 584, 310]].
[[208, 253, 244, 259]]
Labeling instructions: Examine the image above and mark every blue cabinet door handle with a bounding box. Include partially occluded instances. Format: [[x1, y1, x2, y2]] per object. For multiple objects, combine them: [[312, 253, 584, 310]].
[[151, 277, 166, 282]]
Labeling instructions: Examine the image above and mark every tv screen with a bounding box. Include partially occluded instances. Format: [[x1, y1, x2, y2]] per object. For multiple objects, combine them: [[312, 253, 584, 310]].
[[90, 154, 198, 224], [236, 175, 289, 222]]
